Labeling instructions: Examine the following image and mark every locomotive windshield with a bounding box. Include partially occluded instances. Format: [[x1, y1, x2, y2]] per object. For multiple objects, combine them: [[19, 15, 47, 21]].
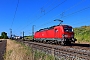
[[64, 28, 73, 32]]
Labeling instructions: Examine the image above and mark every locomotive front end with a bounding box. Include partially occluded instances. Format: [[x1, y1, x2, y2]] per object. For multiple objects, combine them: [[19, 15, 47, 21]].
[[62, 25, 77, 44]]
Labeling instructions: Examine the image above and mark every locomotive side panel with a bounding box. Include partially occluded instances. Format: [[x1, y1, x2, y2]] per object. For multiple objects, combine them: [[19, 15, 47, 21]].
[[54, 26, 64, 39], [40, 30, 47, 38], [34, 32, 40, 38], [46, 29, 55, 38]]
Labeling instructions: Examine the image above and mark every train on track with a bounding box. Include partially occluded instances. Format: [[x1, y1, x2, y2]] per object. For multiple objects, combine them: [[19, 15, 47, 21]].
[[33, 24, 77, 45]]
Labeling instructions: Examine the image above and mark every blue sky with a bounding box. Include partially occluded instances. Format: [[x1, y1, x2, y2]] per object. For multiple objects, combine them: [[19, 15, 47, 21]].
[[0, 0, 90, 36]]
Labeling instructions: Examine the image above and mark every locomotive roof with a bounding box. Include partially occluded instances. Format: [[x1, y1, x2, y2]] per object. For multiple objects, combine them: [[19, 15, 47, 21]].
[[36, 25, 72, 32]]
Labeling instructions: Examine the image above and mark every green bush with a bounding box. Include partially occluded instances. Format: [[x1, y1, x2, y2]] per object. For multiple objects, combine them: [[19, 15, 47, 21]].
[[0, 32, 8, 39], [74, 26, 90, 42]]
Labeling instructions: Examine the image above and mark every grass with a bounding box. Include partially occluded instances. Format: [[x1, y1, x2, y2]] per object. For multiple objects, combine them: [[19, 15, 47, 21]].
[[34, 50, 57, 60], [4, 39, 59, 60], [4, 40, 33, 60], [4, 50, 13, 60], [34, 50, 46, 60], [7, 50, 13, 56], [4, 39, 84, 60]]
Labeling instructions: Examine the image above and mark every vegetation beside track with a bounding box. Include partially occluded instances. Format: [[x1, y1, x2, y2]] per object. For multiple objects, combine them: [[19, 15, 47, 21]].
[[4, 39, 58, 60], [24, 36, 33, 40], [74, 25, 90, 43]]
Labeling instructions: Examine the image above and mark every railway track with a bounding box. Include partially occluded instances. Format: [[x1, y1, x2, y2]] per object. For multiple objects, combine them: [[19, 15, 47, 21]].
[[16, 39, 90, 60]]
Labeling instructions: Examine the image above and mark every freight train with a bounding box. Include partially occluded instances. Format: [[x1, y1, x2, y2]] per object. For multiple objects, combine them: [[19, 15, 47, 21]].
[[34, 24, 77, 45]]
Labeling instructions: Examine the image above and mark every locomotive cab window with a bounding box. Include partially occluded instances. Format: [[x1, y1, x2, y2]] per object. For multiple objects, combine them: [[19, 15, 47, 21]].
[[64, 28, 73, 32]]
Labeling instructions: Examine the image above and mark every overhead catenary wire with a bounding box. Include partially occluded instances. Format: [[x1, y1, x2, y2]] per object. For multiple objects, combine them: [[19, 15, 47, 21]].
[[63, 6, 90, 18], [45, 0, 67, 14], [64, 6, 90, 26], [11, 0, 20, 28], [16, 0, 57, 33], [18, 0, 67, 31], [41, 0, 59, 14], [35, 6, 90, 31], [31, 0, 85, 28], [16, 0, 67, 35], [41, 0, 51, 14], [21, 0, 88, 33], [36, 0, 86, 28], [12, 0, 50, 34], [60, 0, 86, 18]]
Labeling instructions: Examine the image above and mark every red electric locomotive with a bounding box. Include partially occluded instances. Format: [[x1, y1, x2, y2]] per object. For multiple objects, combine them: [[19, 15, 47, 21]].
[[34, 25, 76, 45]]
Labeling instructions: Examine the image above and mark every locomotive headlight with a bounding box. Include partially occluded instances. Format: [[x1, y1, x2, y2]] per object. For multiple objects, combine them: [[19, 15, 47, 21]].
[[64, 35, 68, 37], [72, 29, 74, 32], [62, 34, 68, 37]]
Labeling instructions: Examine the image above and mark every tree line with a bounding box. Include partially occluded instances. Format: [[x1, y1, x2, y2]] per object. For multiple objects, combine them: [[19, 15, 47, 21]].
[[0, 32, 8, 39]]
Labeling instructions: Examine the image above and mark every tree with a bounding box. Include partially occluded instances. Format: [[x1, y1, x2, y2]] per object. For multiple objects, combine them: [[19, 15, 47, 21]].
[[1, 32, 8, 39]]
